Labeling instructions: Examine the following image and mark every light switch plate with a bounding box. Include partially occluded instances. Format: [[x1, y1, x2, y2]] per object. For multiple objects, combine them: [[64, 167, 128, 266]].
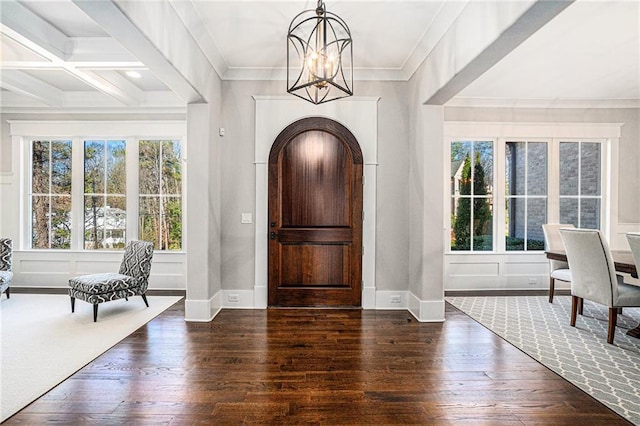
[[241, 213, 252, 224]]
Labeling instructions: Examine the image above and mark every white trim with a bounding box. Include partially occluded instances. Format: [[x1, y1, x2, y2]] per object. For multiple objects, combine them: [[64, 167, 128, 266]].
[[375, 290, 408, 310], [254, 97, 379, 309], [408, 292, 445, 322], [445, 122, 623, 139], [446, 97, 640, 109], [185, 291, 221, 322], [8, 121, 187, 137]]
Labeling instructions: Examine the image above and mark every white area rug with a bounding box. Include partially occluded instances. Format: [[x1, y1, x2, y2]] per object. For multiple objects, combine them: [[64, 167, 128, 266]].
[[0, 293, 182, 422], [447, 296, 640, 425]]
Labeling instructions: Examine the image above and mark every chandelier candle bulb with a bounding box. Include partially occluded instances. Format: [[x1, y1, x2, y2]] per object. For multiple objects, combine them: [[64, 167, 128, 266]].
[[287, 0, 353, 104]]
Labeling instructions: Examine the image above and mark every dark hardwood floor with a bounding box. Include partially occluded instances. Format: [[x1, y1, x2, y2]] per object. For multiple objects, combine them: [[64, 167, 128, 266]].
[[4, 300, 630, 425]]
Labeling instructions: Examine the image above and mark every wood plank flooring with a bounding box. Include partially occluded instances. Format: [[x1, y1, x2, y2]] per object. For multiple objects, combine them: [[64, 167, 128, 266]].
[[4, 301, 631, 425]]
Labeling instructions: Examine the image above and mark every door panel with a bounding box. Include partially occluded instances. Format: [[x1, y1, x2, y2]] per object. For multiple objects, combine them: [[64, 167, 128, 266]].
[[268, 117, 363, 307]]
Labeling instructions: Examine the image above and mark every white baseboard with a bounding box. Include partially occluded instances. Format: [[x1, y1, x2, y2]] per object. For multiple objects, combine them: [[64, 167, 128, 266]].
[[185, 291, 221, 322], [408, 292, 445, 322]]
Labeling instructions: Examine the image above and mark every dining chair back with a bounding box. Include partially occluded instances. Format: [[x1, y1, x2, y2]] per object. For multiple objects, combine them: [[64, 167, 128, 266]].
[[560, 228, 640, 344], [542, 223, 574, 303], [627, 232, 640, 274]]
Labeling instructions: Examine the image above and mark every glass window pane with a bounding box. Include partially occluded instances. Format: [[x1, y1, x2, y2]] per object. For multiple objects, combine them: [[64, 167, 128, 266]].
[[107, 140, 126, 194], [581, 143, 601, 196], [106, 196, 126, 249], [139, 196, 159, 245], [451, 197, 471, 251], [474, 141, 493, 193], [559, 198, 579, 226], [139, 141, 160, 194], [526, 198, 546, 250], [51, 196, 71, 249], [580, 198, 601, 229], [451, 141, 471, 196], [163, 196, 182, 250], [51, 141, 72, 194], [84, 195, 105, 250], [473, 197, 492, 251], [32, 141, 50, 194], [162, 141, 182, 195], [506, 198, 526, 251], [84, 141, 105, 194], [559, 142, 579, 196], [527, 143, 547, 196], [32, 195, 50, 249], [506, 141, 526, 196]]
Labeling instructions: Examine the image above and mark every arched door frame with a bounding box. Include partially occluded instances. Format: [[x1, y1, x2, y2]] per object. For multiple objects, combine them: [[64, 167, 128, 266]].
[[253, 96, 379, 309]]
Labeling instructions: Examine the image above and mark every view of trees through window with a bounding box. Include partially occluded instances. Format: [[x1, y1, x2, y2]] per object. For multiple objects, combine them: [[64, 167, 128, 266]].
[[84, 140, 126, 249], [29, 136, 183, 251], [450, 141, 493, 251], [31, 140, 72, 249], [450, 137, 603, 253], [139, 140, 182, 251]]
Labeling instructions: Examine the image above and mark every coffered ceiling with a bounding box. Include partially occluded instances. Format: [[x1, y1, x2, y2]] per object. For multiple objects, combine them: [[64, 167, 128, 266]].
[[0, 0, 638, 110]]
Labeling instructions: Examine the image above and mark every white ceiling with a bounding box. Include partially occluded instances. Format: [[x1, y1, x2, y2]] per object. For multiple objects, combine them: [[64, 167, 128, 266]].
[[0, 0, 638, 110]]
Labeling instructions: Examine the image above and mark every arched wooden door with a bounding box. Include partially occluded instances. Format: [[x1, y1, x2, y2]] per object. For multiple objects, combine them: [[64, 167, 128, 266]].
[[268, 117, 363, 307]]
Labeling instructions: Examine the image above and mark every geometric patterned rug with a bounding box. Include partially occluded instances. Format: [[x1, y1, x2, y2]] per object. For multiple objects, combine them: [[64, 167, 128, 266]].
[[446, 296, 640, 425]]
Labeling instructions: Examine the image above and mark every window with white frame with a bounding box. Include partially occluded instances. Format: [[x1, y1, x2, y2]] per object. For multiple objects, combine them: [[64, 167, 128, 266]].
[[30, 140, 72, 249], [505, 141, 548, 251], [138, 140, 182, 251], [446, 123, 613, 253], [450, 140, 494, 251], [18, 121, 186, 251], [559, 141, 602, 229], [83, 140, 127, 250]]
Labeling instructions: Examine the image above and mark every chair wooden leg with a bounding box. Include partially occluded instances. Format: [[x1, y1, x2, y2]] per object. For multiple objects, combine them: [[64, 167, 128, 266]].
[[570, 295, 578, 327], [607, 307, 618, 344], [618, 307, 623, 315], [141, 293, 149, 307], [93, 304, 98, 322], [548, 278, 555, 303], [5, 287, 9, 299], [578, 298, 584, 315], [70, 296, 75, 313]]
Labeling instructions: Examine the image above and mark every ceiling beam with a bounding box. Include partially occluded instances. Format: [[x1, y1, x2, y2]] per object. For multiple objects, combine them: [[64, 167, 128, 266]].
[[422, 0, 575, 105], [0, 0, 68, 60], [0, 23, 142, 106], [72, 0, 210, 104], [0, 70, 63, 106]]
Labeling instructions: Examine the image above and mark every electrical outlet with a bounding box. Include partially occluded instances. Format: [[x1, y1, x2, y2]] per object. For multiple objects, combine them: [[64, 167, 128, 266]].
[[390, 295, 401, 304], [528, 278, 537, 285], [228, 294, 239, 302]]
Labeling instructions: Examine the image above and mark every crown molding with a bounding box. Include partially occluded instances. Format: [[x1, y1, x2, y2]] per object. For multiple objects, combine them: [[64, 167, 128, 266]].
[[446, 97, 640, 109]]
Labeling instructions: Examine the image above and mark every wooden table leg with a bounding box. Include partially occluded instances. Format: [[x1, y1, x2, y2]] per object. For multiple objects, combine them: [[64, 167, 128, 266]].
[[627, 325, 640, 338]]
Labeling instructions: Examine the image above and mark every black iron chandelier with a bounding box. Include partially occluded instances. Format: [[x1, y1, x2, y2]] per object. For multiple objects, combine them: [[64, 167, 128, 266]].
[[287, 0, 353, 104]]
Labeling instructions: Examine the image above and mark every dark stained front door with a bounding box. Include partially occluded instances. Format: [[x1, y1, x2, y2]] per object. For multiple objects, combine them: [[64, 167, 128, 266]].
[[268, 117, 363, 307]]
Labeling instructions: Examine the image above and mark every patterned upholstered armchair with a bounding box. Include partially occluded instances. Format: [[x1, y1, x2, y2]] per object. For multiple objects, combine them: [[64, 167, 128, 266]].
[[68, 240, 154, 322], [0, 238, 12, 299]]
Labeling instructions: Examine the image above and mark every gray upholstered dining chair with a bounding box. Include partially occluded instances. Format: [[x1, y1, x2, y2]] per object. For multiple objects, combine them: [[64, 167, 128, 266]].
[[560, 228, 640, 344], [542, 224, 574, 303], [627, 233, 640, 277], [0, 238, 12, 299], [68, 240, 154, 322]]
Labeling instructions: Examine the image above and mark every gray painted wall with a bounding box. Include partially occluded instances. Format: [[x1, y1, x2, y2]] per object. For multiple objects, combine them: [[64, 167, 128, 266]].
[[219, 80, 411, 292]]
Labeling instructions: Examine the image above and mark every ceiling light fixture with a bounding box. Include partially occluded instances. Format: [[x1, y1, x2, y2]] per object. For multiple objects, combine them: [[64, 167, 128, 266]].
[[287, 0, 353, 104], [125, 70, 141, 79]]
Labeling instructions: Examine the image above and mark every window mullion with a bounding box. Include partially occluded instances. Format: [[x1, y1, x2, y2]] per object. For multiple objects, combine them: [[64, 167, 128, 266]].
[[495, 138, 506, 252], [126, 137, 139, 244], [71, 138, 84, 250]]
